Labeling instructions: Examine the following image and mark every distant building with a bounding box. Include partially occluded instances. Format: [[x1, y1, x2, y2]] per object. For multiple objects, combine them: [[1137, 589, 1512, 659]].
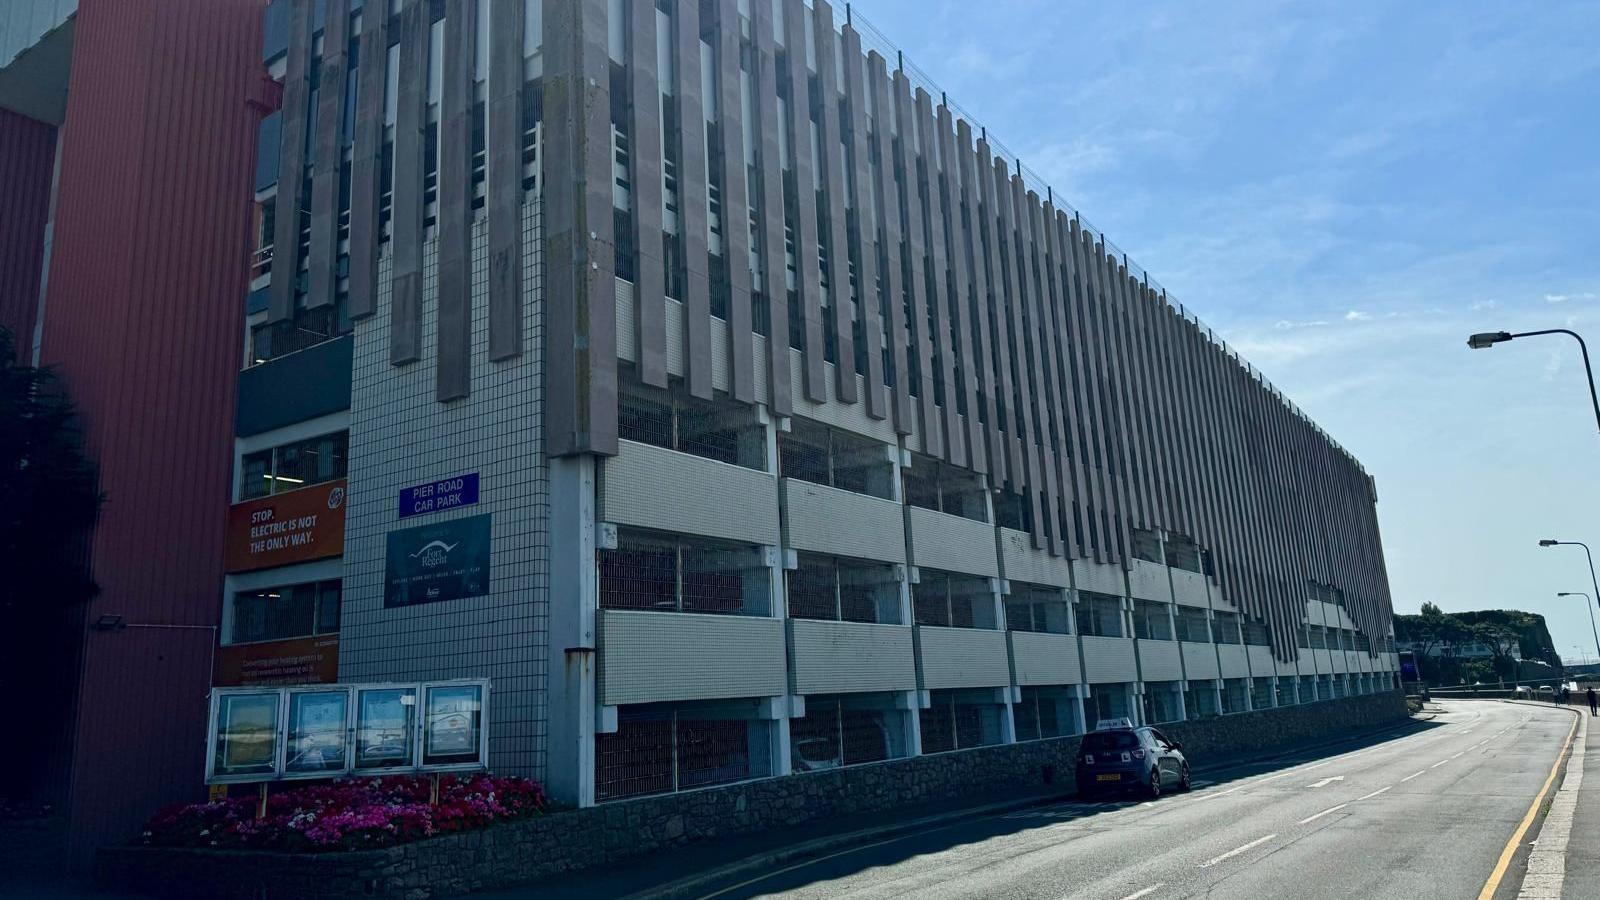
[[1396, 640, 1522, 662]]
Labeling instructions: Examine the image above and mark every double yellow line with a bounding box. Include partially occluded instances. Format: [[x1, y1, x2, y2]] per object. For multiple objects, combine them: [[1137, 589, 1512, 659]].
[[1476, 708, 1580, 900]]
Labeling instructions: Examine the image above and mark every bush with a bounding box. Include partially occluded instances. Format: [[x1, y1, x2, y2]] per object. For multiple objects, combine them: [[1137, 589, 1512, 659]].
[[141, 774, 546, 852]]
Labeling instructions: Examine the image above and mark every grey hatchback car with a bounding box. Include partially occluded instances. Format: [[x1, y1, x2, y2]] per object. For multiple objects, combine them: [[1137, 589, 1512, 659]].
[[1074, 724, 1191, 799]]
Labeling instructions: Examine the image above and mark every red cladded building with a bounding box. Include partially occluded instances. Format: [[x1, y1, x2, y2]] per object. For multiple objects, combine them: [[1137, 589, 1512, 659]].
[[0, 0, 269, 871]]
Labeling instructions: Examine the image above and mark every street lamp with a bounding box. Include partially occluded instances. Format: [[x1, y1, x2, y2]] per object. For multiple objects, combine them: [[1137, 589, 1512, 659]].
[[1540, 540, 1600, 663], [1467, 329, 1600, 434], [1557, 592, 1600, 665]]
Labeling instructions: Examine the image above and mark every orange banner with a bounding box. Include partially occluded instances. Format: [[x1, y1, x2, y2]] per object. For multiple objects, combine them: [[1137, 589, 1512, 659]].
[[225, 480, 347, 573], [216, 634, 340, 686]]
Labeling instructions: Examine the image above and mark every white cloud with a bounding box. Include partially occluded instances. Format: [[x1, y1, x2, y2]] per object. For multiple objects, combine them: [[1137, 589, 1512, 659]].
[[1345, 310, 1371, 322], [1546, 292, 1596, 304]]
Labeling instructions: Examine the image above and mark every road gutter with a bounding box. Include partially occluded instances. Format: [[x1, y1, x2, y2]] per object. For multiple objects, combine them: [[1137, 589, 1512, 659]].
[[1517, 711, 1587, 899], [1477, 702, 1580, 900]]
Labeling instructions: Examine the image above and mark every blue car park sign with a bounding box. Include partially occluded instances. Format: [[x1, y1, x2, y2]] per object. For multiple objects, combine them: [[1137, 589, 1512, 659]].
[[398, 472, 479, 519]]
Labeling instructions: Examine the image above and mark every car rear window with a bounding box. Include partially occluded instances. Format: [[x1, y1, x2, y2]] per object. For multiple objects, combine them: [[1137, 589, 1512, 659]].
[[1083, 731, 1141, 751]]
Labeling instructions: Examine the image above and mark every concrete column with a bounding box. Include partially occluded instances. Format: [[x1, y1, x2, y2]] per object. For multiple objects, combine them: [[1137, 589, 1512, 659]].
[[547, 455, 599, 808]]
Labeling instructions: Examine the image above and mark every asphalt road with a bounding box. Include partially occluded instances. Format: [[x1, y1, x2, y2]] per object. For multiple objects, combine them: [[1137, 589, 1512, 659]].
[[677, 701, 1574, 900]]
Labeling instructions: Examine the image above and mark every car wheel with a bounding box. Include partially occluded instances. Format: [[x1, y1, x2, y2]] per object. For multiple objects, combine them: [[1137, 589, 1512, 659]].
[[1146, 768, 1162, 799], [1179, 764, 1192, 792]]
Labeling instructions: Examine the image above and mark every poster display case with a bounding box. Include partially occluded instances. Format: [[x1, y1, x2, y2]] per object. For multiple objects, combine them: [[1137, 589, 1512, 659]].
[[204, 680, 489, 785]]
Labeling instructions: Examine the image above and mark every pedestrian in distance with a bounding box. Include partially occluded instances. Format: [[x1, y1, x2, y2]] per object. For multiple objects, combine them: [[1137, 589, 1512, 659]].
[[1588, 687, 1597, 716], [1560, 686, 1570, 706]]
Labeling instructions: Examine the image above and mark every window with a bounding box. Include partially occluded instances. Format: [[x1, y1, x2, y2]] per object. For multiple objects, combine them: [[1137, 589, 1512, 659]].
[[1165, 535, 1202, 572], [1133, 600, 1174, 641], [250, 296, 351, 365], [1174, 608, 1210, 643], [786, 552, 901, 624], [790, 694, 908, 771], [1273, 678, 1292, 707], [1298, 674, 1316, 703], [1212, 612, 1242, 645], [1005, 584, 1071, 634], [1184, 680, 1219, 718], [240, 431, 349, 500], [919, 689, 1006, 753], [1143, 681, 1183, 724], [600, 528, 771, 616], [913, 569, 997, 629], [1076, 592, 1124, 638], [1015, 686, 1081, 741], [231, 579, 341, 644], [778, 418, 894, 499], [1332, 675, 1348, 700], [992, 491, 1031, 533], [594, 700, 774, 801]]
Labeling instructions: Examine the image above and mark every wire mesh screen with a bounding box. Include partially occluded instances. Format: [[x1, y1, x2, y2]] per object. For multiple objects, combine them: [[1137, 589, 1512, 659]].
[[1076, 592, 1125, 638], [787, 553, 901, 623], [1015, 686, 1079, 740], [913, 570, 996, 629], [790, 696, 903, 771], [618, 382, 760, 469], [1174, 608, 1210, 643], [600, 529, 767, 615], [919, 691, 1004, 754], [1251, 677, 1274, 709], [1185, 682, 1219, 718], [1221, 678, 1249, 714], [1005, 584, 1071, 634], [1142, 683, 1183, 724], [595, 704, 772, 801], [1212, 613, 1242, 645], [1132, 599, 1174, 641]]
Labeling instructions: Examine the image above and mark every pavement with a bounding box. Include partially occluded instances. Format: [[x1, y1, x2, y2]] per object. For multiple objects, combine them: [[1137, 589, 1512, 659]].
[[483, 700, 1580, 900], [1563, 701, 1600, 899]]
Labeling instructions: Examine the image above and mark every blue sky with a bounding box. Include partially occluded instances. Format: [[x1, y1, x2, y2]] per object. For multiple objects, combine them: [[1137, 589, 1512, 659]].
[[853, 0, 1600, 661]]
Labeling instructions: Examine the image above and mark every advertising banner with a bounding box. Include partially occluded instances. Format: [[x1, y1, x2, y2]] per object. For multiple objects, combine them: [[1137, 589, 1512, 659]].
[[285, 690, 349, 774], [383, 514, 491, 608], [354, 687, 417, 771], [225, 480, 347, 573], [211, 692, 280, 779], [216, 634, 339, 686], [423, 684, 484, 766]]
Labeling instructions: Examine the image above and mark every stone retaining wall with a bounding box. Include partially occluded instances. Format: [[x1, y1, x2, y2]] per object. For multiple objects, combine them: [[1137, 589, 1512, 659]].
[[96, 691, 1407, 899]]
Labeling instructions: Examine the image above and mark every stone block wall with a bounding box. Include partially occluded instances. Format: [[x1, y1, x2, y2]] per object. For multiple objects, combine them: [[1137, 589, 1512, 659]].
[[96, 692, 1407, 899]]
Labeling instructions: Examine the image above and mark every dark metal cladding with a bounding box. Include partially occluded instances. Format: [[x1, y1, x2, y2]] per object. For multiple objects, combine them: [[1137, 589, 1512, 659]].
[[486, 0, 525, 359], [783, 0, 826, 403], [267, 0, 313, 323], [347, 0, 388, 321], [629, 0, 667, 388], [840, 24, 888, 421], [305, 0, 350, 311], [751, 0, 793, 416], [868, 52, 911, 435], [814, 0, 858, 405], [676, 0, 714, 401], [716, 0, 756, 404], [435, 0, 475, 402], [388, 0, 428, 365], [544, 0, 618, 456]]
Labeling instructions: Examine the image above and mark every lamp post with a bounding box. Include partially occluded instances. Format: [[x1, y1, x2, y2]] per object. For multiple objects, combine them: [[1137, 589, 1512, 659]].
[[1557, 592, 1600, 665], [1540, 540, 1600, 666], [1467, 329, 1600, 435]]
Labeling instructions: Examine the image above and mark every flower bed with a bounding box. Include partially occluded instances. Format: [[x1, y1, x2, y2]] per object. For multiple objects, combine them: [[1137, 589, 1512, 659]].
[[141, 774, 545, 852]]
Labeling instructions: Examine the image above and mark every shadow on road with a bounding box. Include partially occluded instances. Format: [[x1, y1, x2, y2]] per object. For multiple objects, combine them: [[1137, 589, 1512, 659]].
[[502, 717, 1446, 900]]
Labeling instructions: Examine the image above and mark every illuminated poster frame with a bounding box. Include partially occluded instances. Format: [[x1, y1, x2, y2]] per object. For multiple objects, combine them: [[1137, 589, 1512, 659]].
[[204, 679, 490, 785]]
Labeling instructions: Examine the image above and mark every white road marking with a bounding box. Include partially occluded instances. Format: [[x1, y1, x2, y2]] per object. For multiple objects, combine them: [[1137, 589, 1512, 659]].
[[1114, 885, 1164, 900], [1430, 759, 1451, 769], [1200, 834, 1278, 868], [1299, 803, 1349, 824], [1401, 771, 1426, 782], [1356, 786, 1393, 801], [1450, 751, 1465, 760], [1188, 786, 1244, 804], [1307, 775, 1346, 788]]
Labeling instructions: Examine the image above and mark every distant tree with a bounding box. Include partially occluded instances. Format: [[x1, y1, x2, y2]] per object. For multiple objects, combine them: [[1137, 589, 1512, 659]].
[[0, 326, 102, 667], [1416, 603, 1467, 663], [1474, 623, 1524, 680]]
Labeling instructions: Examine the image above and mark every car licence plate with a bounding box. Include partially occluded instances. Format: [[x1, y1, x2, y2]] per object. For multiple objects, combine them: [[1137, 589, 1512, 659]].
[[1096, 773, 1121, 782]]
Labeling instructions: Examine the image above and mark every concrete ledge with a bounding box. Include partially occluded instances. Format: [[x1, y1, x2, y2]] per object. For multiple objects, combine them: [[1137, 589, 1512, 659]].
[[95, 692, 1408, 899]]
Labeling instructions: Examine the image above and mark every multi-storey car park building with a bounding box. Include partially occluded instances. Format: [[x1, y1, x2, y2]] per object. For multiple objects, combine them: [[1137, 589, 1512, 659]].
[[234, 0, 1399, 808], [0, 0, 1399, 857]]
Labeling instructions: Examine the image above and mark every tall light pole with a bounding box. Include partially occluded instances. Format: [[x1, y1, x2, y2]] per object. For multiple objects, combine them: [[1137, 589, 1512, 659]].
[[1540, 540, 1600, 669], [1557, 592, 1600, 666], [1468, 329, 1600, 435]]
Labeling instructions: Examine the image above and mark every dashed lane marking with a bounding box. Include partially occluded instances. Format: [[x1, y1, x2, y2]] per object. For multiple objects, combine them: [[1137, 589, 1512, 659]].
[[1199, 834, 1278, 868], [1114, 885, 1164, 900], [1356, 786, 1393, 801], [1298, 804, 1349, 825], [1401, 771, 1427, 783]]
